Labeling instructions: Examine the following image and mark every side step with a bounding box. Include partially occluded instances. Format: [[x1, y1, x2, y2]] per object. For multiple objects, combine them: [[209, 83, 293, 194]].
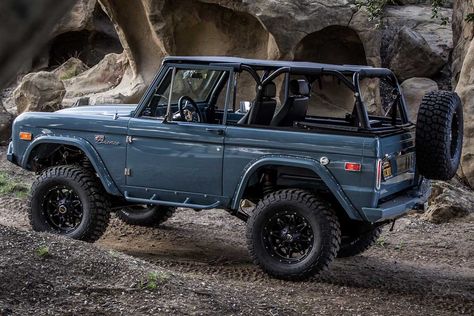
[[124, 191, 220, 210]]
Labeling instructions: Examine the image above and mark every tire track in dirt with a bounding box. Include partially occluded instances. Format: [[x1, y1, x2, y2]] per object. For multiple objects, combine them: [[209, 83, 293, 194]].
[[121, 244, 473, 315]]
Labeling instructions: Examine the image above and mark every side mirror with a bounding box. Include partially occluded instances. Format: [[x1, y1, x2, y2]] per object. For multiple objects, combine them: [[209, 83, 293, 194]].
[[239, 101, 251, 113]]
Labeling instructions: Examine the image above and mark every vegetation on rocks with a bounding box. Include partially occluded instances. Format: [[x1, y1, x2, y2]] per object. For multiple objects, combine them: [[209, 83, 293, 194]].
[[356, 0, 454, 26]]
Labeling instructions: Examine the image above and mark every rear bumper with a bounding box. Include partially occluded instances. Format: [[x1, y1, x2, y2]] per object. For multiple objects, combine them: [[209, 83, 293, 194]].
[[362, 180, 431, 222], [6, 142, 16, 164]]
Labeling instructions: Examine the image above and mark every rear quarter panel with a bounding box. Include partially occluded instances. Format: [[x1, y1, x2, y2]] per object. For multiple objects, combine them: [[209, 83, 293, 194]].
[[223, 126, 379, 214]]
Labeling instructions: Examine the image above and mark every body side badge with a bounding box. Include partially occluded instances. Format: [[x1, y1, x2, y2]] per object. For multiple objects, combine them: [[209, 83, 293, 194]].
[[320, 157, 330, 166]]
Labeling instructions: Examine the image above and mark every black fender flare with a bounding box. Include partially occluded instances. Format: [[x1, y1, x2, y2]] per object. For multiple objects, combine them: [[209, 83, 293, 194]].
[[231, 155, 366, 221], [22, 135, 121, 196]]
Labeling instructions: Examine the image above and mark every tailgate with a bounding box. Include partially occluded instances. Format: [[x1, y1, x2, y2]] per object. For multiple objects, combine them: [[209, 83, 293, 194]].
[[379, 130, 416, 198]]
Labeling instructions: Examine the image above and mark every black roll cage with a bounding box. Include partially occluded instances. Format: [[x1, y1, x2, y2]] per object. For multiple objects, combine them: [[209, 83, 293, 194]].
[[237, 63, 411, 131], [138, 57, 413, 132]]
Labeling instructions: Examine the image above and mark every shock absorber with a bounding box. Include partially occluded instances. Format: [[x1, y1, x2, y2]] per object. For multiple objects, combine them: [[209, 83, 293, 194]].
[[81, 156, 93, 170], [262, 171, 276, 196]]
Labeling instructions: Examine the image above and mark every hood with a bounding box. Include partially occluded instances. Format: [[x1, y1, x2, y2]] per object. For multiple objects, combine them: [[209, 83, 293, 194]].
[[55, 105, 138, 117]]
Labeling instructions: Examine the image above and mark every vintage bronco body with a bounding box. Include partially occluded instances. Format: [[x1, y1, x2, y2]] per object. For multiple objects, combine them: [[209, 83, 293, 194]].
[[7, 57, 463, 280]]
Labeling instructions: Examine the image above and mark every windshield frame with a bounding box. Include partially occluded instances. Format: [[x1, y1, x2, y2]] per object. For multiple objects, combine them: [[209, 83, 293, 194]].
[[135, 63, 234, 122]]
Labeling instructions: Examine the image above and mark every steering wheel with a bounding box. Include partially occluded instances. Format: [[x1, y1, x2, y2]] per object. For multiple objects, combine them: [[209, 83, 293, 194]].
[[177, 96, 203, 123]]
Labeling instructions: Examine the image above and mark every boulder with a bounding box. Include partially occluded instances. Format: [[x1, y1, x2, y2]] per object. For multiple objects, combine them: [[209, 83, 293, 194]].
[[63, 53, 126, 96], [401, 78, 438, 122], [383, 5, 453, 65], [62, 53, 136, 106], [387, 27, 445, 80], [0, 100, 13, 145], [53, 57, 89, 80], [13, 72, 65, 113], [423, 181, 474, 223]]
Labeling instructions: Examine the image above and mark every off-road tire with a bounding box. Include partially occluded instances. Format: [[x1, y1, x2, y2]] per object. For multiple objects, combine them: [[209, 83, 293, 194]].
[[416, 91, 463, 180], [246, 189, 341, 281], [116, 206, 175, 227], [337, 226, 382, 258], [28, 165, 110, 242]]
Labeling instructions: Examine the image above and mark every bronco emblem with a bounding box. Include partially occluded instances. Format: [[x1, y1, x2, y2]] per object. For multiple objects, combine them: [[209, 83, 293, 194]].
[[94, 135, 119, 145]]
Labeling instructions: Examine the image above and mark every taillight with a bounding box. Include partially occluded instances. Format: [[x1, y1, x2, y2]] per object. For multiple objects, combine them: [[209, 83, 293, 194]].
[[345, 162, 362, 172], [376, 159, 382, 190]]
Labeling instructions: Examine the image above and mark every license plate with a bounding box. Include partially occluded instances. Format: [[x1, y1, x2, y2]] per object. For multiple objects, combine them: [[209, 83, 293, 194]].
[[382, 160, 393, 179], [396, 153, 414, 174]]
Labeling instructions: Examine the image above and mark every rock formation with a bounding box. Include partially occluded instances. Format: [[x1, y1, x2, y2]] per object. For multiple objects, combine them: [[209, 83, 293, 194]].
[[0, 0, 76, 88], [0, 100, 13, 145], [53, 58, 90, 81], [423, 180, 474, 223], [387, 26, 445, 81], [453, 0, 474, 188], [401, 77, 439, 122]]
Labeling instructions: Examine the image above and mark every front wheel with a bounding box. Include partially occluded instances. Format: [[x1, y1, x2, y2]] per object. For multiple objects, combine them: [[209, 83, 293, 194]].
[[246, 189, 341, 281], [28, 165, 110, 242]]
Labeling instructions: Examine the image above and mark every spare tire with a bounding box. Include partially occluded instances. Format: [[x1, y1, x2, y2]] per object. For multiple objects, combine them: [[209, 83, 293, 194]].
[[116, 205, 175, 227], [416, 91, 463, 180]]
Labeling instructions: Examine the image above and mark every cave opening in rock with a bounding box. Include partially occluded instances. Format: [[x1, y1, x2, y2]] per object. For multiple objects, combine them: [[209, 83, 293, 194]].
[[294, 26, 367, 65], [47, 3, 123, 68], [293, 26, 373, 117]]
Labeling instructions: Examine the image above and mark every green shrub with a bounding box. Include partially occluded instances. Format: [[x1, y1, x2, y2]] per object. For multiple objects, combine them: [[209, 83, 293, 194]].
[[0, 172, 28, 198], [36, 245, 50, 257]]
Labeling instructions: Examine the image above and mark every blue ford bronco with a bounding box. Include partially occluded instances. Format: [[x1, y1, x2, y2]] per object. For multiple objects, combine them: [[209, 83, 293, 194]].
[[7, 56, 463, 280]]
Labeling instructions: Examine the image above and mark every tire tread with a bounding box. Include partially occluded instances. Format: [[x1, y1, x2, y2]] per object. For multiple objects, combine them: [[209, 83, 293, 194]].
[[28, 165, 110, 243]]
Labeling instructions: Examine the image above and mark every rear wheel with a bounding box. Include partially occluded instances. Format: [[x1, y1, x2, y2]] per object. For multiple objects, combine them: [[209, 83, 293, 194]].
[[28, 165, 110, 242], [246, 189, 341, 280], [416, 91, 463, 180], [116, 205, 175, 227]]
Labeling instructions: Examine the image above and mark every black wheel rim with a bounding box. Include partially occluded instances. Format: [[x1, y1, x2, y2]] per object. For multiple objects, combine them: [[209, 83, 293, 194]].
[[449, 112, 460, 159], [262, 211, 314, 264], [42, 185, 83, 233]]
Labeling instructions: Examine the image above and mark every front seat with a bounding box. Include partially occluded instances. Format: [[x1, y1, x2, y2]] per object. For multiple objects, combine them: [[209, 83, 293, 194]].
[[270, 79, 310, 127], [238, 82, 277, 125]]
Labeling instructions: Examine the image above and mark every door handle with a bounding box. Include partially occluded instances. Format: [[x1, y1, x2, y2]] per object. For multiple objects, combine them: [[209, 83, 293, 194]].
[[206, 128, 225, 136]]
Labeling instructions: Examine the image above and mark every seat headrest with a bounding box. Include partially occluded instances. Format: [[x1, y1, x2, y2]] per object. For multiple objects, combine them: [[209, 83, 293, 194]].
[[290, 79, 310, 96], [260, 82, 276, 98]]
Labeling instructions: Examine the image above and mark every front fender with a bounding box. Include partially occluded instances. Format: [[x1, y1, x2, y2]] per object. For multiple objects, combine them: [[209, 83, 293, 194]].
[[22, 135, 121, 196], [231, 155, 366, 221]]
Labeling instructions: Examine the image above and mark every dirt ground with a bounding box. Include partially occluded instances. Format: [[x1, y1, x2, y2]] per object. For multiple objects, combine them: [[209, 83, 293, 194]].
[[0, 146, 473, 315]]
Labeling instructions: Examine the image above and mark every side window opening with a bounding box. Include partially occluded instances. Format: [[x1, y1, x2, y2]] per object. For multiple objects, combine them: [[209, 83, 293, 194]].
[[306, 74, 355, 119], [226, 69, 286, 126]]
